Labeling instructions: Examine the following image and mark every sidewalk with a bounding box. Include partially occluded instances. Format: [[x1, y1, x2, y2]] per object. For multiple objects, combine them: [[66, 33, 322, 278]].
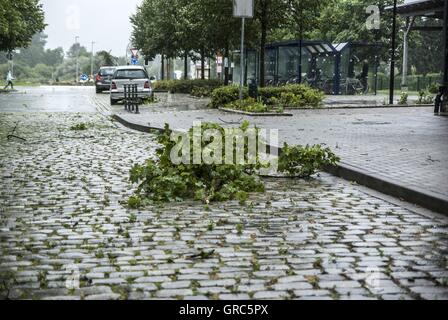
[[93, 94, 448, 214]]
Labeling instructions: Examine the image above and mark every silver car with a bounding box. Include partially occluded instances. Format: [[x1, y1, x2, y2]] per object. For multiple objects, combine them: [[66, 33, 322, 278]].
[[110, 66, 153, 105]]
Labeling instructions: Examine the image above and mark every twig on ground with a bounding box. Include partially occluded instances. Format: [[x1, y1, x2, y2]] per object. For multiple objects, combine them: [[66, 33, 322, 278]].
[[218, 117, 243, 125]]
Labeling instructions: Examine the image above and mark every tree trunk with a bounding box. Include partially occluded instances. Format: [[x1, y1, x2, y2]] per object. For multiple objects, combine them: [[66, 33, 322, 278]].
[[200, 47, 206, 80], [259, 5, 268, 87], [224, 43, 229, 85], [166, 58, 170, 80], [161, 54, 165, 80], [184, 51, 188, 80]]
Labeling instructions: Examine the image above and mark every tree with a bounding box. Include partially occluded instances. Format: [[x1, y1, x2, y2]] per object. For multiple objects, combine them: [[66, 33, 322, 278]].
[[131, 0, 241, 80], [43, 47, 64, 66], [96, 50, 117, 67], [0, 0, 46, 52], [67, 43, 89, 59], [131, 0, 174, 79], [14, 32, 63, 67], [253, 0, 289, 86]]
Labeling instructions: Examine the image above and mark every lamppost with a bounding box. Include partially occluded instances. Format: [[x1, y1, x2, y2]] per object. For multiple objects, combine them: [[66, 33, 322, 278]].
[[126, 43, 131, 64], [91, 41, 96, 79], [75, 36, 80, 83]]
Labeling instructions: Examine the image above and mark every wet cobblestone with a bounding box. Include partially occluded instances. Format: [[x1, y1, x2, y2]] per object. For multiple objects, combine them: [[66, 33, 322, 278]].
[[0, 112, 447, 300]]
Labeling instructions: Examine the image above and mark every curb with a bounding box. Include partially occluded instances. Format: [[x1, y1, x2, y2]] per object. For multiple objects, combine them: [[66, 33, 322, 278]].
[[314, 104, 433, 110], [112, 114, 164, 133], [219, 107, 293, 117], [112, 113, 448, 216], [324, 162, 448, 216]]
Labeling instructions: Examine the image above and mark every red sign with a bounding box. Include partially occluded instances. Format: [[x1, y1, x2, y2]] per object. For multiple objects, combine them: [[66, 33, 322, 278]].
[[130, 48, 138, 57]]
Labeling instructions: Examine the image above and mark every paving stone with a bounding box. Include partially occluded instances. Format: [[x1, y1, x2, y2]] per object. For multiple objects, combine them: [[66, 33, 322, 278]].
[[253, 291, 289, 300], [1, 111, 447, 301], [156, 289, 194, 298]]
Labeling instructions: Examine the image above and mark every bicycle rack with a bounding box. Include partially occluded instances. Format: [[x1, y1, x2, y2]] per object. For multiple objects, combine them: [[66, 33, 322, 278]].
[[123, 84, 139, 114]]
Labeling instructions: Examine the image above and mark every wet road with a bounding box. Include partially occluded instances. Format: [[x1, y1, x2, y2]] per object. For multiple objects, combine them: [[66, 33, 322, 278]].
[[0, 86, 99, 113]]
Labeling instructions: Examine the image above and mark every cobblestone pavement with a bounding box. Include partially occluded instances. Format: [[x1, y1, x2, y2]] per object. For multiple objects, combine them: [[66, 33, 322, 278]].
[[1, 112, 447, 300], [104, 94, 448, 201]]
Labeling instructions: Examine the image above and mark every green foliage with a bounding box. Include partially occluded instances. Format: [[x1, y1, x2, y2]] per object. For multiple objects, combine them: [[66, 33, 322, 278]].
[[209, 86, 249, 109], [210, 84, 324, 109], [0, 0, 46, 52], [129, 121, 340, 205], [0, 270, 17, 299], [96, 51, 116, 67], [427, 83, 439, 95], [190, 86, 212, 98], [70, 123, 88, 131], [129, 122, 265, 204], [260, 84, 324, 108], [398, 92, 408, 105], [269, 92, 305, 108], [224, 98, 272, 113], [127, 195, 143, 209], [131, 0, 240, 67], [153, 79, 223, 94], [417, 90, 435, 105], [278, 143, 340, 178]]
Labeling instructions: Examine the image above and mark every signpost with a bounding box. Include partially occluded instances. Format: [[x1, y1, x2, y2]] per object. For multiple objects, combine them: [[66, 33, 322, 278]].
[[130, 48, 139, 65], [233, 0, 254, 101], [80, 74, 88, 82]]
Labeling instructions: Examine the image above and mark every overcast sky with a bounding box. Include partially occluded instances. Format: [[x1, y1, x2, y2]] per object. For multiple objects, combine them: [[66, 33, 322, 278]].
[[40, 0, 143, 56], [40, 0, 416, 56]]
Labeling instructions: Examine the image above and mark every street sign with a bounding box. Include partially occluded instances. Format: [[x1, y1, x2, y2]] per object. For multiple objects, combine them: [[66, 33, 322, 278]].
[[130, 48, 138, 57], [80, 74, 88, 82], [233, 0, 254, 18], [131, 58, 138, 65]]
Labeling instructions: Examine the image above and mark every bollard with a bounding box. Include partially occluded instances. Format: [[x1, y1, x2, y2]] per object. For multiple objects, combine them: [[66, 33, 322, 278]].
[[124, 85, 128, 111], [134, 84, 139, 114], [131, 84, 135, 112], [248, 78, 258, 99]]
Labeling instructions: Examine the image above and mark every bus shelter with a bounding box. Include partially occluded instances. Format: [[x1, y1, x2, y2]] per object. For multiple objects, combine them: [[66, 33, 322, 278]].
[[231, 40, 382, 95]]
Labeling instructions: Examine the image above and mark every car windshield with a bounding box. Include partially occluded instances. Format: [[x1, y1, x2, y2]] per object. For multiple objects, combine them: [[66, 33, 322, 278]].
[[114, 69, 147, 79], [100, 68, 115, 76]]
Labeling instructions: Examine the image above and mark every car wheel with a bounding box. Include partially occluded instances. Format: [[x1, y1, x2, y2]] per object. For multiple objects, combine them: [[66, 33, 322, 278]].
[[110, 98, 118, 105], [96, 87, 101, 94]]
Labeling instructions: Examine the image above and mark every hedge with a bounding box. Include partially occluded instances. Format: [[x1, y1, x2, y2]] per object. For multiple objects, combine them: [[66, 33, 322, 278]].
[[153, 79, 223, 95], [210, 84, 324, 109]]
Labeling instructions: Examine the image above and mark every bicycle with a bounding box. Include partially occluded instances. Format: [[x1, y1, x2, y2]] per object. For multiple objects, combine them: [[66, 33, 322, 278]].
[[342, 77, 367, 95]]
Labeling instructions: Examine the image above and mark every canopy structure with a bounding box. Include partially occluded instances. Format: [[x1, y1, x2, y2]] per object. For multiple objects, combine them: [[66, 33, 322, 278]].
[[232, 40, 382, 95], [393, 0, 445, 18], [387, 0, 447, 111]]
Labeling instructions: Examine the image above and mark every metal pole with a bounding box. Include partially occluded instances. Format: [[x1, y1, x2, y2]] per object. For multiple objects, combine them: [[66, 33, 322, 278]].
[[389, 0, 397, 105], [126, 43, 131, 65], [443, 0, 448, 86], [239, 17, 245, 101], [91, 41, 95, 78], [298, 3, 303, 84], [440, 0, 448, 113], [401, 17, 415, 91], [75, 36, 80, 83]]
